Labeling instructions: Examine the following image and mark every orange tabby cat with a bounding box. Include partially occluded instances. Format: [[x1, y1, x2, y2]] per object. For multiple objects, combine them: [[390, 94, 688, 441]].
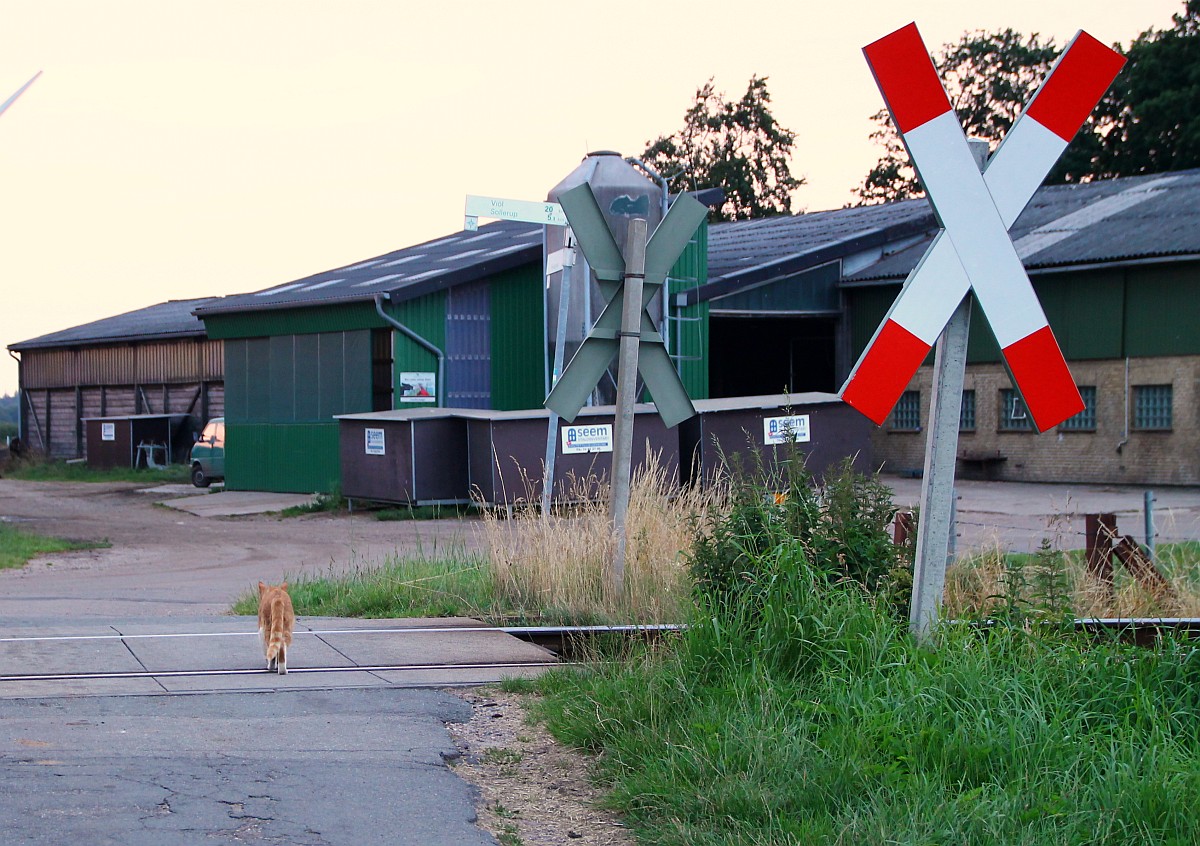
[[257, 581, 295, 674]]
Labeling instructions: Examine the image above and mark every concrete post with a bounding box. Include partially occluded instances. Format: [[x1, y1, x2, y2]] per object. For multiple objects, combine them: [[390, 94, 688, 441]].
[[909, 139, 988, 644], [609, 218, 648, 598]]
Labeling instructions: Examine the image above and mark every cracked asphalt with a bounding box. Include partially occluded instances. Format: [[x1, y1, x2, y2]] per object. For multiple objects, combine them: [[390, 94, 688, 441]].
[[0, 687, 495, 845]]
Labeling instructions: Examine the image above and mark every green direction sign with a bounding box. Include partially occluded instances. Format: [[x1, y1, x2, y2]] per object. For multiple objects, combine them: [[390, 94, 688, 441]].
[[545, 183, 707, 429]]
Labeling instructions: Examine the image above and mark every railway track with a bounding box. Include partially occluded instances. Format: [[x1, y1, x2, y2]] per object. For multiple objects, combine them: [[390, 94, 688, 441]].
[[0, 623, 682, 688]]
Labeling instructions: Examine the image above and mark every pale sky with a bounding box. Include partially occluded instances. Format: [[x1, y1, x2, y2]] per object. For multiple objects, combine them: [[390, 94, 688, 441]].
[[0, 0, 1185, 394]]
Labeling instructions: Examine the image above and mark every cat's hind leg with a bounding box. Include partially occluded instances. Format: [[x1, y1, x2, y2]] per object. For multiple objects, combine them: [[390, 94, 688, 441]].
[[277, 644, 287, 675]]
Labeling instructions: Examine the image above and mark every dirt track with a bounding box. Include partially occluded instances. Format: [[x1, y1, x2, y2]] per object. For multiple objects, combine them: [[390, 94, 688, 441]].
[[0, 479, 484, 618]]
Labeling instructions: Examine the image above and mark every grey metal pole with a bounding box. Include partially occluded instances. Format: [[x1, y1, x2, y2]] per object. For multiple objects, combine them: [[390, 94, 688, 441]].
[[541, 237, 575, 515], [909, 139, 988, 644], [609, 218, 649, 599], [1144, 490, 1156, 563]]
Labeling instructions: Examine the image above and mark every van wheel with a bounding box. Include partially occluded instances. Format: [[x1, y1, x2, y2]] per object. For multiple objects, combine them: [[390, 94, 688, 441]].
[[191, 465, 211, 488]]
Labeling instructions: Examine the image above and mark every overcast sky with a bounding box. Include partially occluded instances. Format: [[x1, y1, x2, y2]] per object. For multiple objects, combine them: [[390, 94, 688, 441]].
[[0, 0, 1185, 394]]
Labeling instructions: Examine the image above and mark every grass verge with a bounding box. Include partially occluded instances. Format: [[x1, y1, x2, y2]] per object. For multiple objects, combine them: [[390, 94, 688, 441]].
[[4, 458, 189, 485], [229, 548, 517, 621], [526, 545, 1200, 845], [0, 523, 107, 570]]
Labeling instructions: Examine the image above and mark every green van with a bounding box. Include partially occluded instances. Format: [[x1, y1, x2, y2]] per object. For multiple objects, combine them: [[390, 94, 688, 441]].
[[190, 417, 225, 488]]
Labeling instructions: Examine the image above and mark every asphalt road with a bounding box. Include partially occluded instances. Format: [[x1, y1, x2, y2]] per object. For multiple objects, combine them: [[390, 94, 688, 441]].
[[0, 687, 494, 846]]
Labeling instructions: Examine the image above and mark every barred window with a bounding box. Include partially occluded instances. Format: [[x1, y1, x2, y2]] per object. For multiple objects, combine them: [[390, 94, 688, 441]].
[[999, 388, 1033, 431], [959, 389, 976, 432], [1133, 385, 1173, 430], [1059, 386, 1097, 431], [891, 390, 921, 431]]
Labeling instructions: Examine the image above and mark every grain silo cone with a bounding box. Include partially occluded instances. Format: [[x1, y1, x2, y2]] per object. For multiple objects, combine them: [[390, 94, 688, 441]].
[[545, 151, 665, 406]]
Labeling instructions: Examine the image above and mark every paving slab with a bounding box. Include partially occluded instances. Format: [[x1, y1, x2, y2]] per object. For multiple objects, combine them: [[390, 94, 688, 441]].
[[154, 670, 393, 694], [0, 615, 559, 699], [129, 631, 355, 673], [0, 638, 144, 677], [160, 490, 319, 517]]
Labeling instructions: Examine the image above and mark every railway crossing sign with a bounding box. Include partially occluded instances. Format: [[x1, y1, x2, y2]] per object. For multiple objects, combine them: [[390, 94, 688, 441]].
[[840, 25, 1125, 432], [544, 182, 708, 429]]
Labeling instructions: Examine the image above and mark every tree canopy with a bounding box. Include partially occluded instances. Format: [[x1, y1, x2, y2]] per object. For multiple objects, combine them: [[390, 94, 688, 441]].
[[856, 2, 1200, 203], [1094, 0, 1200, 178], [856, 29, 1059, 203], [642, 76, 804, 222]]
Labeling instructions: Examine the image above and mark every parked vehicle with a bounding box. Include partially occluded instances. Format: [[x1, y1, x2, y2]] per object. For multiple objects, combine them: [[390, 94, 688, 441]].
[[190, 417, 225, 487]]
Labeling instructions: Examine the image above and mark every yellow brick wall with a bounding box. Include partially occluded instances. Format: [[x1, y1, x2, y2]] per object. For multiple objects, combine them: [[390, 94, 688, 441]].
[[870, 355, 1200, 485]]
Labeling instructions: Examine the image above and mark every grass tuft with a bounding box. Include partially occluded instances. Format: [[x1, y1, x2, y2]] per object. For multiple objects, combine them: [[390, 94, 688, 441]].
[[0, 523, 107, 570]]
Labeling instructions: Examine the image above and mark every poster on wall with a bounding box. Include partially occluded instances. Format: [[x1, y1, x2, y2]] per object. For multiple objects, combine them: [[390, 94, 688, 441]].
[[763, 414, 810, 446], [561, 424, 613, 455], [364, 428, 386, 456], [399, 372, 436, 403], [101, 422, 116, 442]]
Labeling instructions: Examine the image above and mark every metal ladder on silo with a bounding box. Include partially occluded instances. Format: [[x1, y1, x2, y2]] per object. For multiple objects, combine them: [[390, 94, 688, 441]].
[[665, 235, 704, 377]]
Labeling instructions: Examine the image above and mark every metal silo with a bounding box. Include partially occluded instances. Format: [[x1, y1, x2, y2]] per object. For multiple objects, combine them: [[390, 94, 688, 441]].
[[545, 151, 665, 405]]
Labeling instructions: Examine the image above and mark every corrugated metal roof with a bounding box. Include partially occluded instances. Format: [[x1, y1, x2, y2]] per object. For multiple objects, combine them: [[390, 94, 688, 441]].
[[8, 298, 217, 351], [845, 168, 1200, 283], [688, 199, 937, 304], [194, 219, 542, 316]]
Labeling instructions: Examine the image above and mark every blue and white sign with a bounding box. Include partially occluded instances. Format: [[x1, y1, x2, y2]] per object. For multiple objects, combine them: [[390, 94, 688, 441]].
[[561, 423, 613, 455], [763, 414, 810, 446], [101, 422, 116, 442], [364, 428, 386, 456]]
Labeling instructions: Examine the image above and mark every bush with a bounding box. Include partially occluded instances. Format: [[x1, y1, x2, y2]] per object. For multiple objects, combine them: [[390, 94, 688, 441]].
[[687, 449, 909, 619]]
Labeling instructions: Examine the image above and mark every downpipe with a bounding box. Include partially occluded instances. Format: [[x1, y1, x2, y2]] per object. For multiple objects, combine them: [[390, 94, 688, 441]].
[[373, 293, 445, 408]]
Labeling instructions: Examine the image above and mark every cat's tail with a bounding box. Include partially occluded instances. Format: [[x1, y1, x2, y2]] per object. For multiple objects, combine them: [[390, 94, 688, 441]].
[[266, 627, 287, 665]]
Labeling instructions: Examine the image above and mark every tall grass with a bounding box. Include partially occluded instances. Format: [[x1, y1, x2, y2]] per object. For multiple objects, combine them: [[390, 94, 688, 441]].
[[946, 541, 1200, 620], [528, 542, 1200, 845], [478, 452, 724, 624]]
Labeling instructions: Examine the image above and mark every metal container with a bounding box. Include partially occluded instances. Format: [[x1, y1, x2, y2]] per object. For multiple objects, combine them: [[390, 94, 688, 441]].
[[337, 409, 471, 505], [465, 403, 678, 507], [679, 393, 874, 486]]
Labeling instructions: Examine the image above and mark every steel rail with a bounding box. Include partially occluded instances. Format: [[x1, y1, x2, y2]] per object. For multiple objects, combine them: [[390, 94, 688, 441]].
[[0, 624, 683, 644], [0, 661, 562, 684]]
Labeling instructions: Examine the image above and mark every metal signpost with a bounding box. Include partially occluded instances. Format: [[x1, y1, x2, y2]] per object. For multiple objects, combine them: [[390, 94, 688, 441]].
[[547, 182, 707, 596], [463, 194, 567, 231], [462, 194, 574, 514], [841, 24, 1125, 642]]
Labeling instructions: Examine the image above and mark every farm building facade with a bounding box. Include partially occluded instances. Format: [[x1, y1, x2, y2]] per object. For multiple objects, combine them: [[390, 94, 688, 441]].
[[7, 298, 223, 460], [193, 215, 708, 494], [8, 167, 1198, 487]]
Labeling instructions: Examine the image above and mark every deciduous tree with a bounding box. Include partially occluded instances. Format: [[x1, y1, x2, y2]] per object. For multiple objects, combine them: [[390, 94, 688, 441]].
[[642, 76, 803, 222]]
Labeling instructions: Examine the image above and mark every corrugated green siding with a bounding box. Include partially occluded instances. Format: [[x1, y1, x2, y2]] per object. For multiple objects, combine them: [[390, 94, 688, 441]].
[[1124, 263, 1200, 357], [668, 222, 709, 400], [849, 261, 1200, 367], [225, 331, 373, 423], [1036, 271, 1123, 360], [225, 422, 340, 493], [385, 292, 445, 408], [490, 264, 545, 410], [202, 302, 384, 340], [848, 286, 900, 359]]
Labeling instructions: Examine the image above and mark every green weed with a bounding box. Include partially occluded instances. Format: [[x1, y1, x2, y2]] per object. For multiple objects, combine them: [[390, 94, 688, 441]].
[[0, 523, 107, 570]]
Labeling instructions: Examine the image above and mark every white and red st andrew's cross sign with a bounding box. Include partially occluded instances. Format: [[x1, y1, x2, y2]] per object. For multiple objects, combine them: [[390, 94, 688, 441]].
[[840, 23, 1125, 433]]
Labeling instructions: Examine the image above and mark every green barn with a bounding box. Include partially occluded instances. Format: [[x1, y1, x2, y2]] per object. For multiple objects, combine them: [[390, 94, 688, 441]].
[[194, 216, 708, 494]]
